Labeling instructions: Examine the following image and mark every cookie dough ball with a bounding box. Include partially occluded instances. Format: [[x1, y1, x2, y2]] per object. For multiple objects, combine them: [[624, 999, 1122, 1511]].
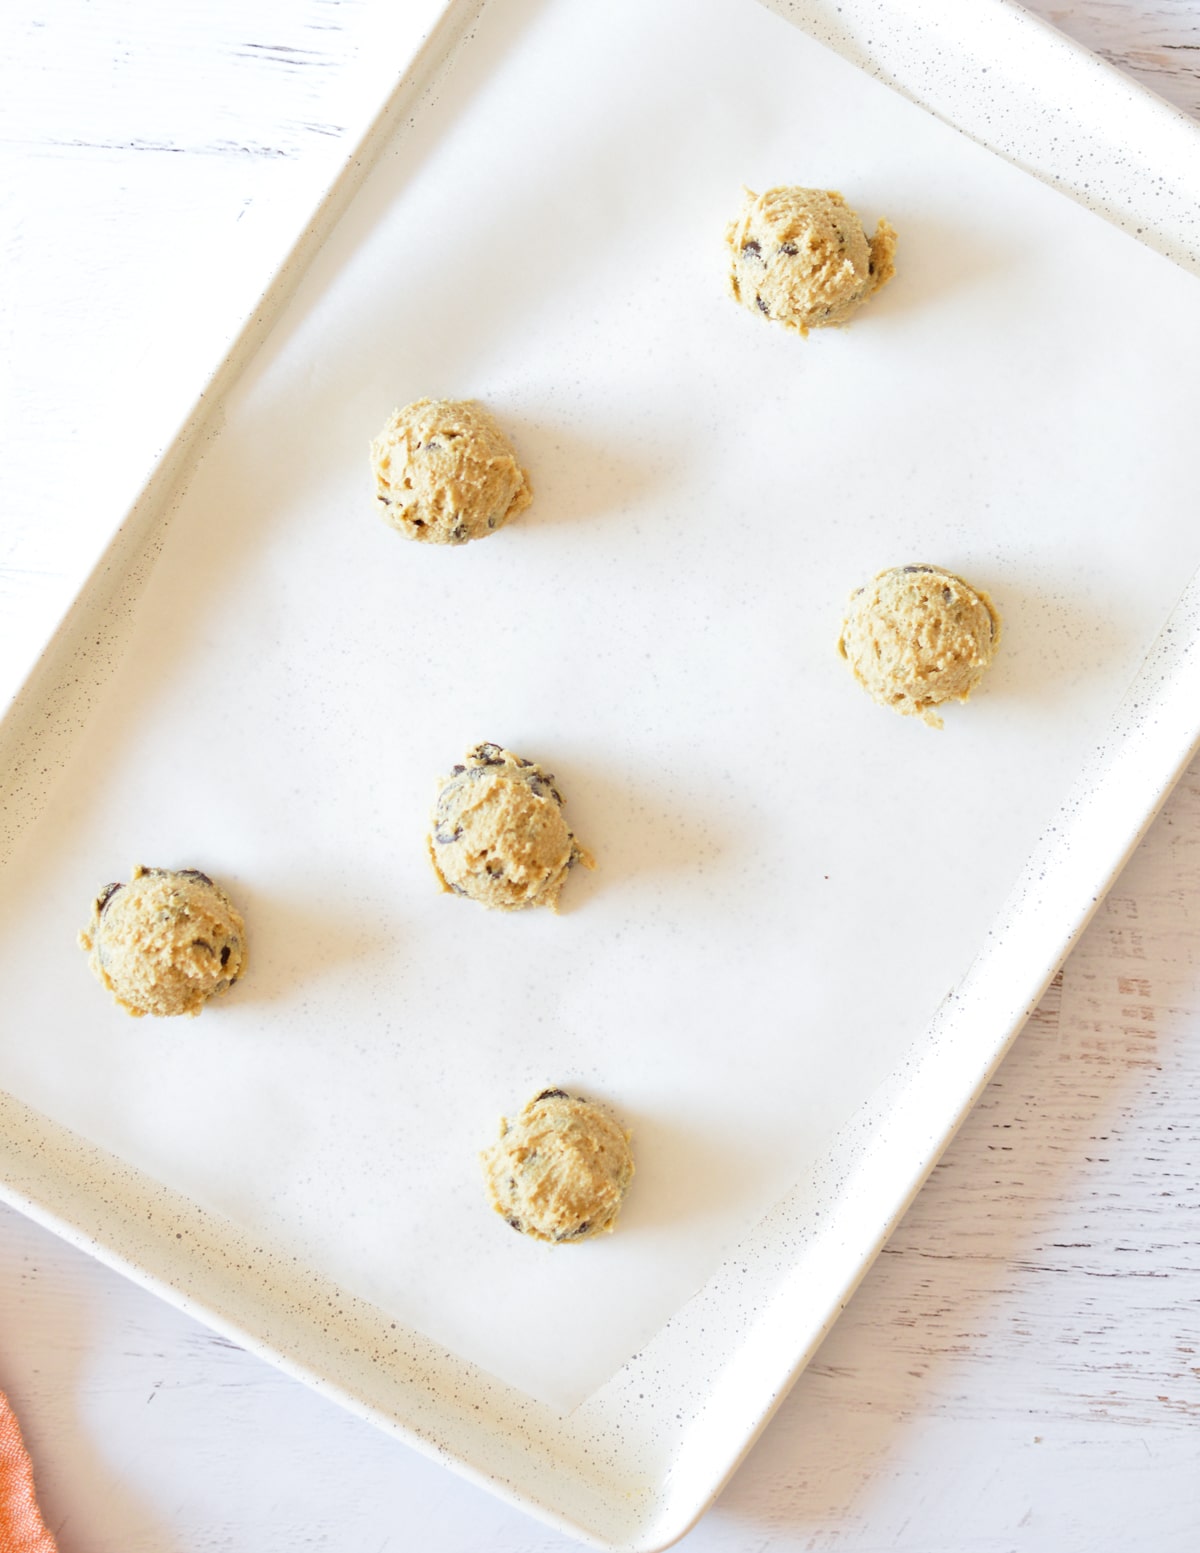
[[725, 186, 896, 335], [838, 565, 1001, 727], [483, 1089, 634, 1243], [427, 742, 594, 912], [370, 398, 532, 545], [79, 865, 247, 1017]]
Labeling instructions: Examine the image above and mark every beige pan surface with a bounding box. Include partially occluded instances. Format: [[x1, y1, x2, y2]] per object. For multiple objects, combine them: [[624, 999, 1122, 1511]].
[[2, 0, 1200, 1544]]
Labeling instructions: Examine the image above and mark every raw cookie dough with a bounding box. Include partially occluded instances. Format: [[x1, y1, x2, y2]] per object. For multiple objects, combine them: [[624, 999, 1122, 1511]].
[[725, 186, 897, 335], [370, 398, 532, 545], [79, 865, 247, 1017], [838, 565, 1001, 728], [427, 742, 594, 912], [482, 1089, 634, 1243]]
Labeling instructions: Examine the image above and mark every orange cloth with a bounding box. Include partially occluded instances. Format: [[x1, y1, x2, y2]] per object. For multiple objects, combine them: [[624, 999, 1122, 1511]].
[[0, 1393, 57, 1553]]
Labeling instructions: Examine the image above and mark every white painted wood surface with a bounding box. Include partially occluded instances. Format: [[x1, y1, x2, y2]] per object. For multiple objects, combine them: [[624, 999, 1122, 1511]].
[[2, 3, 1198, 1548]]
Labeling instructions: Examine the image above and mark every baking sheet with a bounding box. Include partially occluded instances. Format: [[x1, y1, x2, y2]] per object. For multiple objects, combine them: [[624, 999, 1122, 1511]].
[[2, 0, 1200, 1418]]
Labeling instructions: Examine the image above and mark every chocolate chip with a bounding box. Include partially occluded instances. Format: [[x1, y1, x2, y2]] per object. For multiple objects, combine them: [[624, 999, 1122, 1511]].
[[451, 523, 467, 542], [178, 869, 215, 886], [451, 764, 466, 776], [534, 1088, 570, 1102], [471, 743, 505, 766], [449, 883, 467, 897], [528, 776, 547, 797], [95, 882, 122, 916], [424, 441, 441, 452], [516, 757, 533, 768], [741, 238, 762, 256], [377, 495, 392, 505], [220, 946, 231, 967], [506, 1216, 522, 1232], [779, 242, 798, 256], [487, 516, 496, 529], [943, 587, 952, 603], [433, 825, 463, 845], [756, 295, 769, 315], [899, 565, 935, 575], [191, 939, 214, 955]]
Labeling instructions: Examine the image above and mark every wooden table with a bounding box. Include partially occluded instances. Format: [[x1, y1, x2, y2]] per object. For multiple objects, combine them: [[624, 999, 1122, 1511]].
[[2, 3, 1198, 1548]]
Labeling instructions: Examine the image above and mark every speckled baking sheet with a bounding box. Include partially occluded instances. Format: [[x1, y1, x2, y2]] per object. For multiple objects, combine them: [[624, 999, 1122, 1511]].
[[3, 0, 1200, 1545]]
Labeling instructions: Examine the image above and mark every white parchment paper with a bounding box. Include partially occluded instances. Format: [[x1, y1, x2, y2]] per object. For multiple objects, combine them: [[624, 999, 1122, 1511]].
[[2, 0, 1200, 1411]]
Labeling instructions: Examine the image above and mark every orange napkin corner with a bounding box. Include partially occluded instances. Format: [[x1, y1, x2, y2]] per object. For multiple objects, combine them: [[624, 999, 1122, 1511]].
[[0, 1392, 58, 1553]]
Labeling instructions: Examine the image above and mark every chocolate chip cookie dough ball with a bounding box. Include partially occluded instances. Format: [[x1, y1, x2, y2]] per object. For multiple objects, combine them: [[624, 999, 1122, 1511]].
[[79, 865, 247, 1017], [838, 565, 1001, 728], [483, 1089, 634, 1243], [370, 398, 532, 544], [726, 186, 896, 335], [427, 743, 594, 912]]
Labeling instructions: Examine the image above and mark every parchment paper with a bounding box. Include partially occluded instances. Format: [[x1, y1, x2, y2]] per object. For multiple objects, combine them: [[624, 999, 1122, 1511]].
[[2, 0, 1199, 1411]]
